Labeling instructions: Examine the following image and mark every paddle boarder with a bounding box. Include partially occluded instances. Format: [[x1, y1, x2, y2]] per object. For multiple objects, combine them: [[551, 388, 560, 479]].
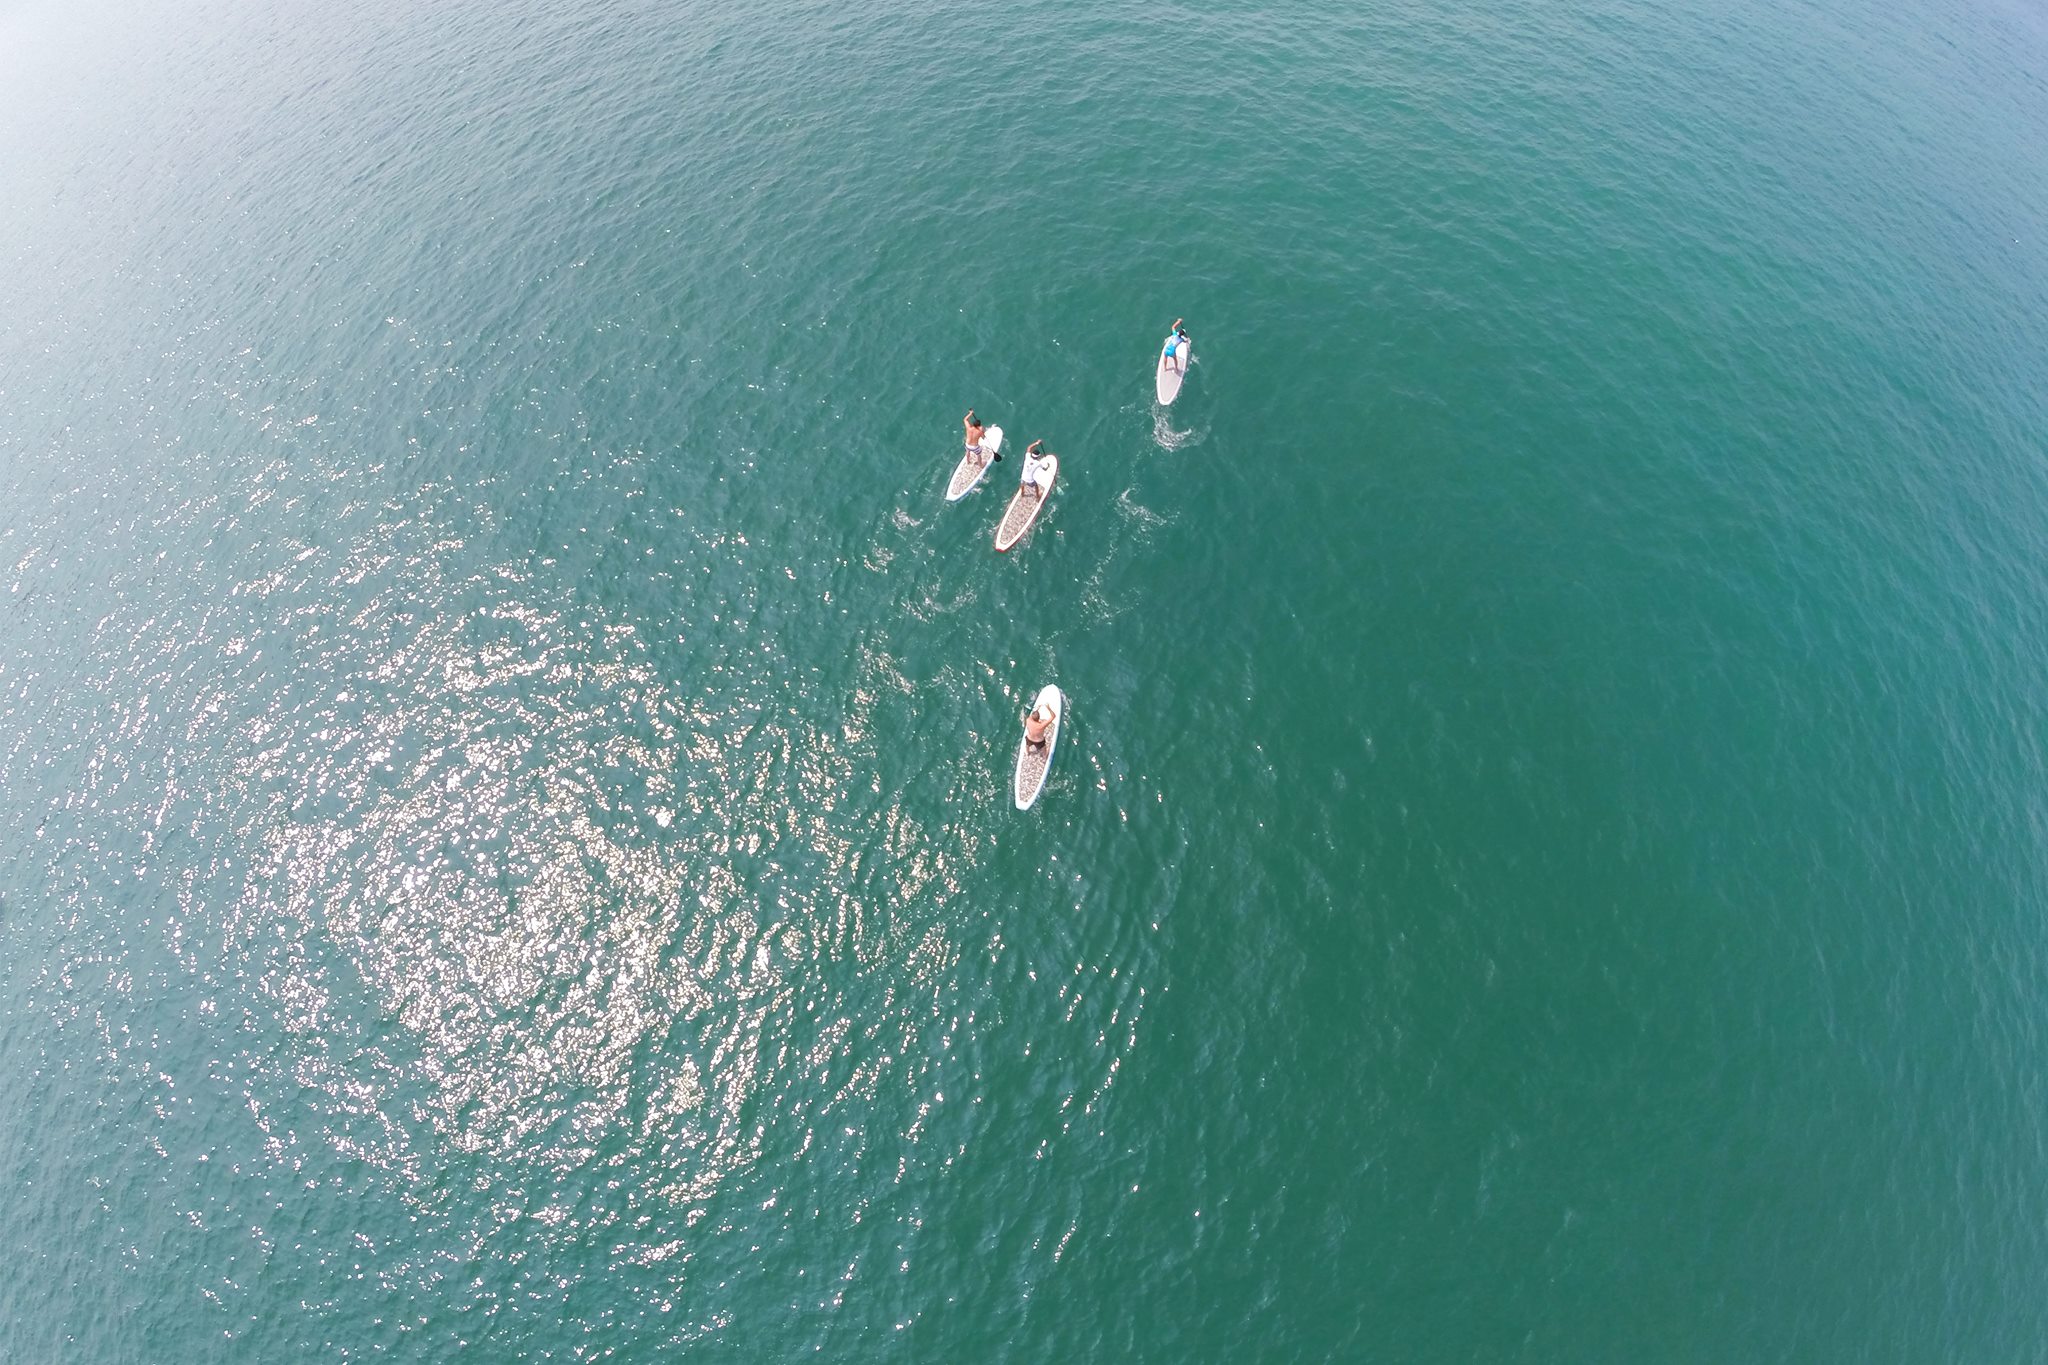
[[1162, 318, 1190, 366], [1023, 698, 1055, 748], [964, 409, 998, 465], [1021, 440, 1054, 499]]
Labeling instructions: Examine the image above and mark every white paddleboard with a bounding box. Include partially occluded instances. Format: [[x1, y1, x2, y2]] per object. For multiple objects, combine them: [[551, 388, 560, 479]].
[[994, 453, 1056, 552], [1014, 684, 1064, 810], [946, 425, 1003, 502], [1155, 335, 1190, 404]]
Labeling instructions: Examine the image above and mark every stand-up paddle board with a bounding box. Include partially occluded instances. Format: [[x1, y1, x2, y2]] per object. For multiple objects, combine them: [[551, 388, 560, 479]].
[[1014, 684, 1064, 810], [945, 425, 1003, 502], [994, 453, 1056, 552], [1156, 335, 1190, 404]]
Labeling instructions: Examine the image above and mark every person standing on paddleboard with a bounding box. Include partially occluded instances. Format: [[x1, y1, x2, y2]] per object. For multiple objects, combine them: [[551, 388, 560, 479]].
[[964, 408, 998, 464], [1163, 318, 1190, 365], [1021, 440, 1054, 499], [1024, 699, 1054, 747]]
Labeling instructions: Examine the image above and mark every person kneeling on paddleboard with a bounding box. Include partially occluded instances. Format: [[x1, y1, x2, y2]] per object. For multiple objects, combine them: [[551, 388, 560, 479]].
[[1022, 440, 1054, 499], [1024, 700, 1055, 748], [1163, 318, 1190, 364]]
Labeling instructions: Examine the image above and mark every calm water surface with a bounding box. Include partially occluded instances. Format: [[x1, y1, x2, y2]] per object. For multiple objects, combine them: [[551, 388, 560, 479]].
[[3, 0, 2047, 1358]]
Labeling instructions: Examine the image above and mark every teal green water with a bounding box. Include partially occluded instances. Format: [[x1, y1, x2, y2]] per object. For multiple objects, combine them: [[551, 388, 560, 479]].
[[5, 0, 2048, 1357]]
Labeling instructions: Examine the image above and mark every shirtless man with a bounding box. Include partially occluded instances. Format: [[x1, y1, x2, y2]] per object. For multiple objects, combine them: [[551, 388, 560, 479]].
[[1023, 699, 1056, 747], [964, 409, 999, 466], [1021, 439, 1053, 499]]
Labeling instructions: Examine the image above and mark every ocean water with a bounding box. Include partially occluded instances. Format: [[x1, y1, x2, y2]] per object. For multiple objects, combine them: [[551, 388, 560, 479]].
[[3, 0, 2047, 1358]]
